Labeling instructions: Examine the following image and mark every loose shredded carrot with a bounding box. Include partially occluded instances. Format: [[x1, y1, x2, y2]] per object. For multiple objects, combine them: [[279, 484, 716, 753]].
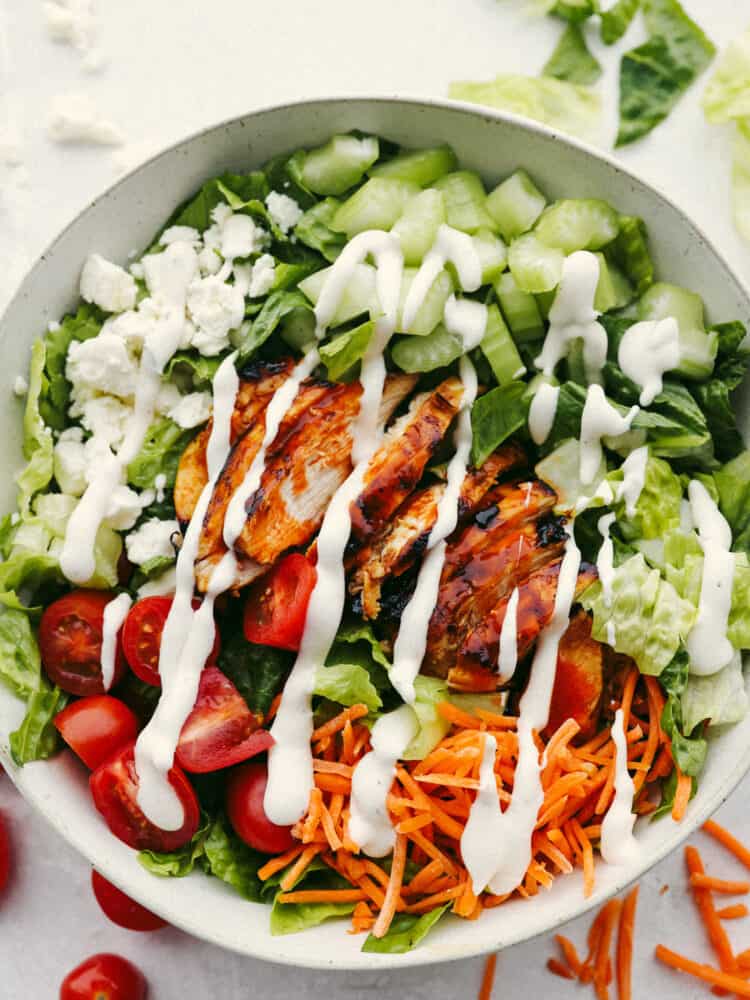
[[547, 957, 575, 980], [616, 885, 639, 1000], [703, 820, 750, 872], [717, 904, 749, 920], [594, 899, 622, 1000], [690, 874, 750, 895], [685, 845, 737, 974], [554, 934, 582, 977], [479, 953, 497, 1000], [655, 945, 750, 996]]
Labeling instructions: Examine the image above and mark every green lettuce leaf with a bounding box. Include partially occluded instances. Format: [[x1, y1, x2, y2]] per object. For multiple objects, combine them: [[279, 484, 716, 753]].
[[138, 817, 212, 877], [237, 289, 315, 365], [313, 662, 382, 712], [202, 814, 265, 902], [362, 905, 450, 953], [16, 340, 54, 511], [682, 652, 749, 735], [270, 865, 355, 936], [617, 454, 683, 541], [607, 215, 654, 297], [702, 28, 750, 124], [402, 676, 451, 760], [632, 382, 715, 470], [294, 198, 346, 262], [470, 382, 528, 467], [658, 650, 707, 777], [10, 686, 68, 765], [543, 23, 602, 85], [0, 608, 43, 699], [170, 172, 269, 232], [535, 438, 606, 513], [333, 620, 393, 675], [319, 321, 374, 381], [38, 305, 103, 431], [218, 630, 293, 718], [163, 351, 222, 388], [127, 418, 196, 490], [714, 450, 750, 554], [600, 0, 640, 45]]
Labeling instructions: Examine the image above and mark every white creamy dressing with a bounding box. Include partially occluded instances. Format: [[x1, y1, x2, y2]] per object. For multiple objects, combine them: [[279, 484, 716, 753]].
[[600, 708, 639, 865], [461, 734, 503, 894], [535, 251, 607, 385], [401, 223, 482, 332], [617, 317, 680, 406], [498, 587, 520, 682], [528, 382, 560, 446], [488, 525, 581, 895], [265, 231, 404, 826], [100, 592, 132, 690], [348, 705, 418, 857], [618, 445, 649, 518], [596, 513, 616, 607], [134, 355, 239, 829], [686, 479, 736, 676], [579, 385, 639, 486]]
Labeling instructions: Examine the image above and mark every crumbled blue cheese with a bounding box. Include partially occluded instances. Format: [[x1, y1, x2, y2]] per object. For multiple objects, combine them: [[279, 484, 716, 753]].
[[66, 333, 139, 404], [166, 391, 212, 429], [161, 225, 201, 246], [80, 253, 137, 313], [221, 214, 264, 260], [54, 427, 88, 496], [187, 275, 245, 355], [104, 485, 154, 531], [142, 241, 198, 308], [248, 253, 276, 298], [266, 191, 302, 233], [198, 247, 222, 276], [78, 395, 132, 446], [48, 94, 124, 146], [126, 517, 181, 565], [13, 375, 28, 396]]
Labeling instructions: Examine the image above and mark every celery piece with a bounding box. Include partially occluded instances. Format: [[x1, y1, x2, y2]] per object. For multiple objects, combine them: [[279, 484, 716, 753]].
[[330, 178, 420, 237], [508, 232, 565, 294], [535, 198, 620, 253], [494, 272, 545, 343], [593, 253, 633, 312], [471, 229, 508, 284], [370, 145, 458, 187], [391, 325, 463, 373], [433, 171, 498, 234], [397, 268, 454, 337], [299, 263, 377, 326], [485, 170, 547, 243], [300, 135, 379, 196], [638, 282, 717, 379], [480, 305, 526, 385], [392, 189, 446, 265], [319, 321, 374, 381]]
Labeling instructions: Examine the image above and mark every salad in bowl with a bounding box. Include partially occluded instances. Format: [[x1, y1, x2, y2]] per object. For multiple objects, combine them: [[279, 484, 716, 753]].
[[1, 129, 749, 954]]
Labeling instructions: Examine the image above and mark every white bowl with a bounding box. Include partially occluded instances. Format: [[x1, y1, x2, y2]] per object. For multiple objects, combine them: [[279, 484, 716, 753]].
[[1, 97, 749, 970]]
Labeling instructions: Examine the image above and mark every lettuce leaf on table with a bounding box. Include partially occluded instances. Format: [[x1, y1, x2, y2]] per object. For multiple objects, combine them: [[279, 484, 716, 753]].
[[543, 23, 602, 86], [600, 0, 640, 45]]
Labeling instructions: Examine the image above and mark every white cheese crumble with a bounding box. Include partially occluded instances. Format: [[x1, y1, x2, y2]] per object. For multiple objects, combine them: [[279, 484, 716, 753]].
[[142, 242, 199, 308], [104, 485, 154, 531], [248, 253, 276, 298], [198, 247, 222, 276], [79, 395, 133, 446], [80, 254, 137, 313], [42, 0, 103, 71], [126, 518, 181, 565], [161, 225, 201, 247], [48, 321, 61, 333], [54, 427, 88, 496], [13, 375, 28, 396], [167, 391, 212, 429], [154, 473, 167, 503], [66, 333, 138, 403], [187, 275, 245, 356], [48, 94, 123, 146], [266, 191, 302, 234], [221, 214, 263, 260]]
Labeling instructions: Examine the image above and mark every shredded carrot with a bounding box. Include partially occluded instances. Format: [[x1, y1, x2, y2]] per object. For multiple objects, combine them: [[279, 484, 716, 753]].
[[350, 900, 374, 934], [672, 768, 692, 822], [279, 845, 323, 892], [479, 953, 497, 1000], [704, 820, 750, 872], [277, 889, 367, 904], [690, 874, 750, 895], [738, 949, 750, 970], [554, 934, 582, 977], [717, 904, 749, 920], [594, 899, 622, 1000], [372, 833, 407, 938], [314, 773, 352, 794], [685, 845, 737, 974], [616, 885, 639, 1000], [547, 957, 575, 980], [312, 704, 369, 743], [437, 701, 487, 730], [313, 759, 354, 777], [396, 813, 433, 835], [571, 819, 595, 898], [655, 945, 750, 996]]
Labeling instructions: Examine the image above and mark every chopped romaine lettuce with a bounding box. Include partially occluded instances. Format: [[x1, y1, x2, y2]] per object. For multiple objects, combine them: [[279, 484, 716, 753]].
[[470, 382, 528, 467], [402, 676, 451, 760], [682, 651, 749, 735], [703, 29, 750, 124], [38, 305, 103, 431], [294, 198, 346, 262], [138, 817, 212, 877], [271, 865, 356, 935], [9, 685, 67, 766], [218, 630, 293, 718], [362, 904, 450, 953], [17, 340, 54, 512], [714, 450, 750, 554], [600, 0, 640, 45], [237, 289, 316, 365], [313, 661, 382, 713], [170, 172, 269, 232], [659, 650, 707, 776], [616, 454, 683, 540], [535, 437, 606, 512], [127, 418, 196, 491], [543, 23, 602, 86], [202, 814, 265, 901]]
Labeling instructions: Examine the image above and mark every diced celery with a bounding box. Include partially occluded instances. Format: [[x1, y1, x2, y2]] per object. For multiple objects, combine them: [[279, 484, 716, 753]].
[[299, 263, 377, 325], [494, 272, 545, 343], [508, 232, 565, 293], [486, 169, 547, 242], [319, 321, 373, 380], [300, 135, 379, 196], [392, 189, 446, 265], [610, 215, 654, 297], [397, 268, 454, 337], [330, 178, 420, 237], [280, 308, 317, 352], [369, 145, 458, 186], [638, 283, 718, 379], [593, 253, 633, 312], [480, 305, 526, 385], [433, 171, 498, 234], [535, 198, 620, 253], [391, 325, 463, 373], [472, 229, 508, 284]]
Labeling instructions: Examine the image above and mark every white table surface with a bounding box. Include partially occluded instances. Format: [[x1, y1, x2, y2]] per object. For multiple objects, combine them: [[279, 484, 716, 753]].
[[1, 1, 749, 996]]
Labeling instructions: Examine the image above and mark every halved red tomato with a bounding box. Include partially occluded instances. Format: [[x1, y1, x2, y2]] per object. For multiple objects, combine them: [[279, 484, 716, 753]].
[[226, 761, 295, 854], [243, 553, 316, 651], [39, 590, 125, 696], [55, 695, 139, 770], [122, 596, 220, 687], [175, 666, 273, 773], [89, 742, 200, 852], [91, 869, 167, 932]]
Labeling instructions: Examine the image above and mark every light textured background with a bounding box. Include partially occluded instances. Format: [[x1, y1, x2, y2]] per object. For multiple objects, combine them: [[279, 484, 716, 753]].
[[0, 1, 749, 997]]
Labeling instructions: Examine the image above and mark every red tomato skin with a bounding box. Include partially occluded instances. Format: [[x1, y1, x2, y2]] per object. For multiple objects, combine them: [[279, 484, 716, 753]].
[[243, 553, 317, 651], [89, 742, 200, 853], [39, 590, 126, 696], [122, 596, 220, 687], [0, 812, 10, 896], [226, 761, 295, 854], [55, 696, 139, 771], [60, 953, 147, 1000], [175, 666, 273, 773], [91, 870, 166, 932]]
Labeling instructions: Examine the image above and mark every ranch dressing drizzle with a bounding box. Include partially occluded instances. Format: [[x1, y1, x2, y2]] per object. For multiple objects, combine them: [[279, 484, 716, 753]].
[[461, 734, 503, 894], [618, 445, 649, 518], [617, 317, 680, 406], [348, 705, 418, 857], [498, 587, 520, 681], [265, 231, 404, 826], [600, 708, 639, 865], [686, 479, 735, 676], [134, 355, 239, 829], [535, 251, 608, 385], [579, 385, 638, 486], [528, 382, 560, 445], [401, 224, 482, 332], [488, 524, 581, 895], [596, 513, 616, 607], [100, 592, 132, 690]]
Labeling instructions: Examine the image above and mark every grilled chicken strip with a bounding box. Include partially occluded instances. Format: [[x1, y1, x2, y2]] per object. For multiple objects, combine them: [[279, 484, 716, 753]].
[[349, 443, 526, 620], [447, 559, 597, 691], [195, 373, 416, 591], [174, 359, 294, 522], [544, 610, 605, 741]]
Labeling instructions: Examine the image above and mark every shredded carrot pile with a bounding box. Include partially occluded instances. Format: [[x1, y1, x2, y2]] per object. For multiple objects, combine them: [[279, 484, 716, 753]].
[[261, 668, 675, 940]]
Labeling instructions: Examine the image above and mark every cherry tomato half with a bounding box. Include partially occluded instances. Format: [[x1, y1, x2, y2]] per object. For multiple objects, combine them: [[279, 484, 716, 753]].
[[175, 666, 273, 773], [90, 742, 200, 853], [39, 590, 126, 696], [243, 553, 316, 651], [226, 761, 295, 854], [122, 596, 220, 687], [60, 953, 147, 1000], [0, 812, 10, 896], [91, 869, 166, 932], [55, 696, 139, 771]]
